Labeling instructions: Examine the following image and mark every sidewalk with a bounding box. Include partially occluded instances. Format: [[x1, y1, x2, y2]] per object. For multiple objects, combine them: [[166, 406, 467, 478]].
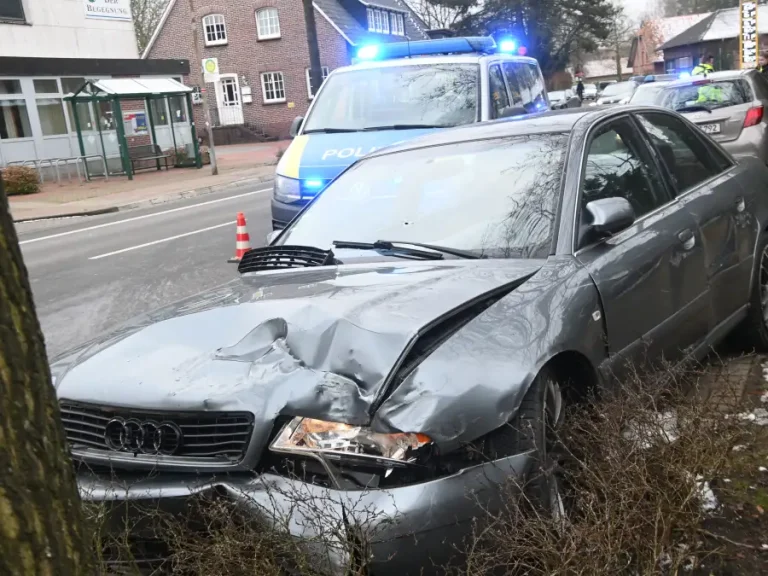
[[8, 141, 288, 222]]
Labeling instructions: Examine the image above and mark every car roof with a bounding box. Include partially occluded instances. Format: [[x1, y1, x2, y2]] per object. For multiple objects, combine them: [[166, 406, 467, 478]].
[[365, 107, 613, 158], [665, 69, 752, 87], [332, 53, 540, 72]]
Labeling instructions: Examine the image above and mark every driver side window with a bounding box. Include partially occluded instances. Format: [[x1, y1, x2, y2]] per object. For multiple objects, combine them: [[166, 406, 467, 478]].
[[579, 117, 671, 246]]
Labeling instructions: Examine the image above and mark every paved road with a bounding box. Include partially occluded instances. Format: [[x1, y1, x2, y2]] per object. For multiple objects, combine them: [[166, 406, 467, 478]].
[[17, 182, 274, 360]]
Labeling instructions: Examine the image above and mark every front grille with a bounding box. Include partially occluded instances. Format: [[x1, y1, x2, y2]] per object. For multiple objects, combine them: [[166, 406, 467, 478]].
[[238, 245, 336, 274], [59, 401, 254, 464]]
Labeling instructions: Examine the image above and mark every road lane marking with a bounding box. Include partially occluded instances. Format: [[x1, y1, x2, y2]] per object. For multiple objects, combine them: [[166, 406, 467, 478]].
[[89, 221, 236, 260], [19, 187, 271, 246]]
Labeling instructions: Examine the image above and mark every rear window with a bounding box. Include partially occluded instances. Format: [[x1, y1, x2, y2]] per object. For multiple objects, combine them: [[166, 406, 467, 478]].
[[660, 79, 753, 112], [629, 84, 667, 105]]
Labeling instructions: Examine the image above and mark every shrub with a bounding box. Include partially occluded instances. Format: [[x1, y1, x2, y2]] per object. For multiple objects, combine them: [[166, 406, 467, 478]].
[[1, 166, 40, 196]]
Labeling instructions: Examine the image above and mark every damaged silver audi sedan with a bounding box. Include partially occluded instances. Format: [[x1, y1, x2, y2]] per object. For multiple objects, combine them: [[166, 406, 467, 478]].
[[53, 106, 768, 574]]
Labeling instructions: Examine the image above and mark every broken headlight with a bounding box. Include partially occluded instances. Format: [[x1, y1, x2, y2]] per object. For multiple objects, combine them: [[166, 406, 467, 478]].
[[270, 417, 431, 466]]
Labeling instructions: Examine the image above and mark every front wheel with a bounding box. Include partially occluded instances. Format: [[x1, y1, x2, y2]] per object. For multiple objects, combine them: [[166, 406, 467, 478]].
[[737, 235, 768, 351], [486, 367, 567, 519]]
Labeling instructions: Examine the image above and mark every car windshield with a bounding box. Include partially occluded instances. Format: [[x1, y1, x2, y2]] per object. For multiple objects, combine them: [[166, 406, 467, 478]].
[[550, 91, 565, 100], [601, 82, 635, 96], [629, 84, 667, 104], [278, 134, 568, 259], [659, 79, 751, 111], [301, 64, 479, 132]]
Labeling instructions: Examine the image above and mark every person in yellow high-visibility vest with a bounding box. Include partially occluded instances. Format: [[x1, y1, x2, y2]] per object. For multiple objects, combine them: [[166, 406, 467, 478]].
[[691, 55, 715, 76], [696, 83, 724, 103]]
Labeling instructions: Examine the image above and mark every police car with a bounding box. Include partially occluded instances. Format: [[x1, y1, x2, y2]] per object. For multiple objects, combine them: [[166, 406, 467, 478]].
[[271, 36, 550, 229]]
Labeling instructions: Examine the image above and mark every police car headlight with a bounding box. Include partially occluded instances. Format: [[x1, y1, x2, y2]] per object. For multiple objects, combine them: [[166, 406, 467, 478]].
[[274, 175, 301, 203]]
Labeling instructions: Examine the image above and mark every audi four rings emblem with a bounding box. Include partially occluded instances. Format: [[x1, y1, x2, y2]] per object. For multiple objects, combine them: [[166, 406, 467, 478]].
[[104, 417, 183, 455]]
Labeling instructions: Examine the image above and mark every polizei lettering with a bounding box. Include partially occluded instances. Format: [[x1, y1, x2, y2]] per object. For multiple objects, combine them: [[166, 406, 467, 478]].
[[321, 146, 380, 161]]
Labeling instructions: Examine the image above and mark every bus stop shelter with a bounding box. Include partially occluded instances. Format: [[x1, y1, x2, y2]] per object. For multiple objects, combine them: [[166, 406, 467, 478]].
[[64, 78, 202, 180]]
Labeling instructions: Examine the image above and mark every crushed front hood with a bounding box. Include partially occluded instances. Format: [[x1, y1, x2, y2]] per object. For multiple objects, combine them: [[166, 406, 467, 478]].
[[55, 259, 542, 462]]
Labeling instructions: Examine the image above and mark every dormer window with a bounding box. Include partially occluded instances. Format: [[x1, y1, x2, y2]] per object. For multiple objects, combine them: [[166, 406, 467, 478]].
[[367, 8, 405, 36]]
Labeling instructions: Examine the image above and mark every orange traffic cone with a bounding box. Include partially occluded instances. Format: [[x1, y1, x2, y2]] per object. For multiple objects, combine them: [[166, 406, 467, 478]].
[[228, 212, 252, 263]]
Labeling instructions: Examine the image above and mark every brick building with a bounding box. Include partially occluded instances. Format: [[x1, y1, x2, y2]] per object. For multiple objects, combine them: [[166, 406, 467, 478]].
[[143, 0, 430, 139], [628, 13, 711, 76]]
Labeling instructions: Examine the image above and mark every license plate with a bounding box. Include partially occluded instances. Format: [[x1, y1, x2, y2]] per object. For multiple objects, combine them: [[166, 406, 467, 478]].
[[699, 123, 721, 134]]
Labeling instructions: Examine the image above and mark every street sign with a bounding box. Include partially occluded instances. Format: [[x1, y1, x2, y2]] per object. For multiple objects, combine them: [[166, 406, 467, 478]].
[[740, 0, 759, 69], [84, 0, 132, 21], [202, 58, 220, 83]]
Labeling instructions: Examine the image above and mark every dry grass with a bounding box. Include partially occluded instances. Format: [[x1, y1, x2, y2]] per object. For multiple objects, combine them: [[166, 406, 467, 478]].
[[80, 360, 768, 575]]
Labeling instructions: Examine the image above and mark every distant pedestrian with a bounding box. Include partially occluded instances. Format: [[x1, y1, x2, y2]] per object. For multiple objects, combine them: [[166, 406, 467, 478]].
[[576, 78, 585, 101], [691, 55, 715, 76], [758, 52, 768, 78]]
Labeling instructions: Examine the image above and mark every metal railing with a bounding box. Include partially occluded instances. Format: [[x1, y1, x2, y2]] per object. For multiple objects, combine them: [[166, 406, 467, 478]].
[[6, 155, 109, 184]]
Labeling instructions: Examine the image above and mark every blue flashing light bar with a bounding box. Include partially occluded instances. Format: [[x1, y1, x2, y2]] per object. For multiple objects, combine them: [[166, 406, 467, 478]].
[[499, 39, 516, 52], [679, 71, 691, 79], [304, 179, 325, 189], [356, 36, 499, 61]]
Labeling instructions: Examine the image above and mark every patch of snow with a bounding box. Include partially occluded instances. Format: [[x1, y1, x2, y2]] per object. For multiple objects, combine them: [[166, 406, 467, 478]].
[[762, 544, 768, 550], [732, 444, 747, 452], [759, 466, 767, 473], [760, 391, 768, 403], [695, 475, 719, 512], [723, 478, 732, 483], [736, 408, 768, 426]]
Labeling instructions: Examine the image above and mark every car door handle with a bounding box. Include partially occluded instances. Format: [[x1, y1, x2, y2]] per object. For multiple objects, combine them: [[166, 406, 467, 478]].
[[736, 197, 745, 212], [678, 229, 696, 250]]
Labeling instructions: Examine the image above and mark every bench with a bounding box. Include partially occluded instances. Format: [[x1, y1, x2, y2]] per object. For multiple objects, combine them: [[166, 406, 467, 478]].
[[127, 144, 171, 172]]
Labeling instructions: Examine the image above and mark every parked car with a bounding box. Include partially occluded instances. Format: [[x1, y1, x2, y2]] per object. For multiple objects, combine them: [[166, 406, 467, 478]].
[[54, 105, 768, 575], [594, 80, 639, 105], [626, 70, 768, 164], [597, 80, 617, 95], [628, 81, 673, 105], [582, 82, 598, 99], [271, 36, 550, 230], [549, 88, 581, 109]]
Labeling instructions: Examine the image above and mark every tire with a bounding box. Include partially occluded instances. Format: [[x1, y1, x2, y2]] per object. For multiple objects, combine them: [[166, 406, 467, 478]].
[[485, 366, 566, 518], [738, 235, 768, 352]]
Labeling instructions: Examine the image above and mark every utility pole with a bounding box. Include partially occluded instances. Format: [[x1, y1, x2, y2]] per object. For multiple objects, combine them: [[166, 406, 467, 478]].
[[302, 0, 324, 98], [187, 0, 218, 175]]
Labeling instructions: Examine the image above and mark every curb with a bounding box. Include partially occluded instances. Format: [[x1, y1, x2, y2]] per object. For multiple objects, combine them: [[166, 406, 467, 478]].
[[12, 173, 275, 223]]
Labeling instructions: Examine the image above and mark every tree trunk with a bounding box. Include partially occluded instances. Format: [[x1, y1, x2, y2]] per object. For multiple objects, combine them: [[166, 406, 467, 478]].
[[0, 174, 91, 574]]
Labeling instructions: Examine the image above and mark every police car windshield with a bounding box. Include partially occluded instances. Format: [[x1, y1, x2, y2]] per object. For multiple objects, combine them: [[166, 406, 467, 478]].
[[302, 64, 479, 133], [277, 133, 567, 259], [659, 80, 751, 111]]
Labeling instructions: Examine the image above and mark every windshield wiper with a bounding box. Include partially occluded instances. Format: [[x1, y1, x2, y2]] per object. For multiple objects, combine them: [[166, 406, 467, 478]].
[[675, 105, 712, 113], [333, 240, 482, 260], [361, 123, 455, 131], [302, 127, 360, 134]]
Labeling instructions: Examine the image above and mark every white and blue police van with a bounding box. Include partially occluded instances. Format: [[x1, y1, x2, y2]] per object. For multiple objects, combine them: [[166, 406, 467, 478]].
[[271, 36, 551, 229]]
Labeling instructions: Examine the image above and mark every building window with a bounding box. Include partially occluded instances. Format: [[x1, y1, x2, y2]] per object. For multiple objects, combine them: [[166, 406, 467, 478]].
[[367, 7, 405, 35], [0, 100, 32, 139], [0, 0, 25, 21], [61, 77, 95, 131], [203, 14, 227, 46], [256, 8, 281, 40], [34, 79, 59, 94], [305, 66, 330, 98], [391, 13, 405, 35], [678, 56, 693, 69], [37, 99, 68, 136], [0, 80, 22, 95], [260, 72, 286, 103]]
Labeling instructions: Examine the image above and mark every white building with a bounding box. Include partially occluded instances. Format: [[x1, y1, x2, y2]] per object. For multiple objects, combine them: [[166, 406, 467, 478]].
[[0, 0, 139, 59], [0, 0, 189, 168]]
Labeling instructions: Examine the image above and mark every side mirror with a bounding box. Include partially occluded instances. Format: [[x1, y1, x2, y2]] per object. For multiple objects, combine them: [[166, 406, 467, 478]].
[[265, 230, 280, 245], [586, 197, 635, 237], [289, 116, 304, 138]]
